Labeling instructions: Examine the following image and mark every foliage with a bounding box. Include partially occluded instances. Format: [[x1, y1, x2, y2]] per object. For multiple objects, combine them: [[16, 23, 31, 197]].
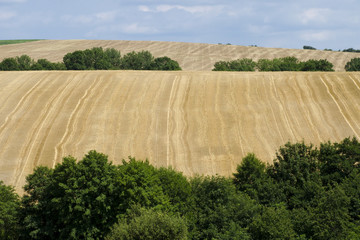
[[300, 59, 334, 71], [0, 58, 20, 71], [120, 51, 154, 70], [156, 167, 191, 214], [20, 151, 123, 239], [213, 58, 256, 71], [187, 175, 257, 240], [345, 57, 360, 71], [2, 137, 359, 239], [151, 56, 182, 70], [0, 48, 180, 71], [343, 48, 360, 53], [117, 157, 171, 214], [303, 46, 317, 50], [249, 204, 297, 240], [213, 56, 334, 72], [105, 207, 188, 240], [0, 181, 20, 240]]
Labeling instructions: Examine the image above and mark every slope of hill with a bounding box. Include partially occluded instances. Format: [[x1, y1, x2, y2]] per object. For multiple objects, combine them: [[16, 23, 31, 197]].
[[1, 40, 360, 71], [0, 70, 359, 193]]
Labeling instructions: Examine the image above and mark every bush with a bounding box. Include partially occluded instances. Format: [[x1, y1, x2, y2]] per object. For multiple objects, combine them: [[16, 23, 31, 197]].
[[0, 58, 19, 71], [303, 46, 317, 50], [151, 56, 182, 70], [105, 207, 188, 240], [345, 58, 360, 71], [300, 59, 334, 71], [0, 181, 20, 240], [213, 58, 256, 71], [120, 51, 154, 70]]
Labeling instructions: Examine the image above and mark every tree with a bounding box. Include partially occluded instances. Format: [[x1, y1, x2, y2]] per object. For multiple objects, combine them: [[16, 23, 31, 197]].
[[20, 151, 124, 239], [105, 207, 188, 240], [0, 58, 19, 71], [0, 181, 20, 240], [213, 58, 256, 71], [300, 59, 334, 71], [187, 175, 258, 239], [303, 46, 316, 50], [117, 157, 170, 214], [267, 142, 322, 208], [120, 51, 154, 70], [16, 55, 33, 70], [156, 167, 191, 214], [345, 58, 360, 71], [104, 48, 121, 69], [249, 204, 297, 240], [63, 50, 87, 70], [319, 137, 360, 185], [151, 56, 182, 70]]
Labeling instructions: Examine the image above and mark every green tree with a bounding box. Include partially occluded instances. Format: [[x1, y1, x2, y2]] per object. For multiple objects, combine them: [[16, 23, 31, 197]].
[[300, 59, 334, 71], [20, 151, 123, 239], [156, 167, 191, 214], [151, 56, 182, 70], [187, 175, 257, 239], [267, 142, 322, 208], [319, 137, 360, 185], [303, 46, 317, 50], [249, 204, 297, 240], [0, 58, 19, 71], [120, 51, 154, 70], [0, 181, 20, 240], [345, 57, 360, 71], [213, 58, 256, 71], [105, 207, 188, 240], [311, 185, 352, 240], [63, 50, 87, 70], [117, 157, 170, 214], [104, 48, 121, 69], [16, 55, 33, 70]]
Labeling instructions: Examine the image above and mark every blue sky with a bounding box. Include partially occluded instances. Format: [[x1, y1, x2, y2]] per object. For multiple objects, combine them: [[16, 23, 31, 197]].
[[1, 0, 359, 49]]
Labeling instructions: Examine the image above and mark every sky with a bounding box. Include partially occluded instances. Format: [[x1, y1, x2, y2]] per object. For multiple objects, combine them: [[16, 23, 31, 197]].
[[0, 0, 359, 50]]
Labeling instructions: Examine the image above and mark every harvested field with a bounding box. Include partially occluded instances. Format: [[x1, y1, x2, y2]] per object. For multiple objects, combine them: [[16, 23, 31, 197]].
[[0, 71, 359, 193], [1, 40, 360, 71]]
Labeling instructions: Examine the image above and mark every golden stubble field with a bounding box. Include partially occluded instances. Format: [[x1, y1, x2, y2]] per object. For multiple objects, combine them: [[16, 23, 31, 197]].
[[0, 70, 359, 193], [1, 40, 360, 71]]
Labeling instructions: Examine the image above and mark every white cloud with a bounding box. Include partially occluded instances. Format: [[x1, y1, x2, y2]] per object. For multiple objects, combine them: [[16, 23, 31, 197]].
[[0, 10, 16, 20], [301, 30, 331, 41], [139, 4, 223, 14], [122, 23, 158, 34], [95, 11, 117, 22], [300, 8, 331, 25], [62, 11, 117, 25]]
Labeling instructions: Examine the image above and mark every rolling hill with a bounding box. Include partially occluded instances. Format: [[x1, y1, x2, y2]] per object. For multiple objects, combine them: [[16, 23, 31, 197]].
[[1, 40, 360, 71], [0, 69, 359, 193], [1, 40, 360, 193]]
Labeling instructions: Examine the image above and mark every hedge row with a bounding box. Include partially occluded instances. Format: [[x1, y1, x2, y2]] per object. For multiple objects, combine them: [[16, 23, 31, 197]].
[[0, 47, 182, 71], [213, 57, 335, 72]]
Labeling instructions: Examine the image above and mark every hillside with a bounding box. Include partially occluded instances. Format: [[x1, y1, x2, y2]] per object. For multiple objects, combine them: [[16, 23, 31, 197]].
[[0, 70, 359, 192], [1, 40, 360, 71]]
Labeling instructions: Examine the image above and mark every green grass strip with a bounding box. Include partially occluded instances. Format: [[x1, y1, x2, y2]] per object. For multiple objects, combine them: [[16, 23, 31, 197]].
[[0, 39, 43, 46]]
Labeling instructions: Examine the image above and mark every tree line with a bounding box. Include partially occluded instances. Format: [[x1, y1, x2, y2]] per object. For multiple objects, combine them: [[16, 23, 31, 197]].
[[1, 137, 360, 239], [0, 47, 182, 71], [213, 56, 360, 72]]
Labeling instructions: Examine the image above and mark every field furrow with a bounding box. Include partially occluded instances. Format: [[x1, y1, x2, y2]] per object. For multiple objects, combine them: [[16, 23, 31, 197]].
[[0, 71, 359, 193]]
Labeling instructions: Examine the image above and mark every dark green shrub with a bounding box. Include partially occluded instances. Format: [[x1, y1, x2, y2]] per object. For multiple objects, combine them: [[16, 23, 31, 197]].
[[120, 51, 154, 70], [345, 58, 360, 71], [105, 207, 188, 240], [151, 56, 182, 70], [0, 58, 19, 71]]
